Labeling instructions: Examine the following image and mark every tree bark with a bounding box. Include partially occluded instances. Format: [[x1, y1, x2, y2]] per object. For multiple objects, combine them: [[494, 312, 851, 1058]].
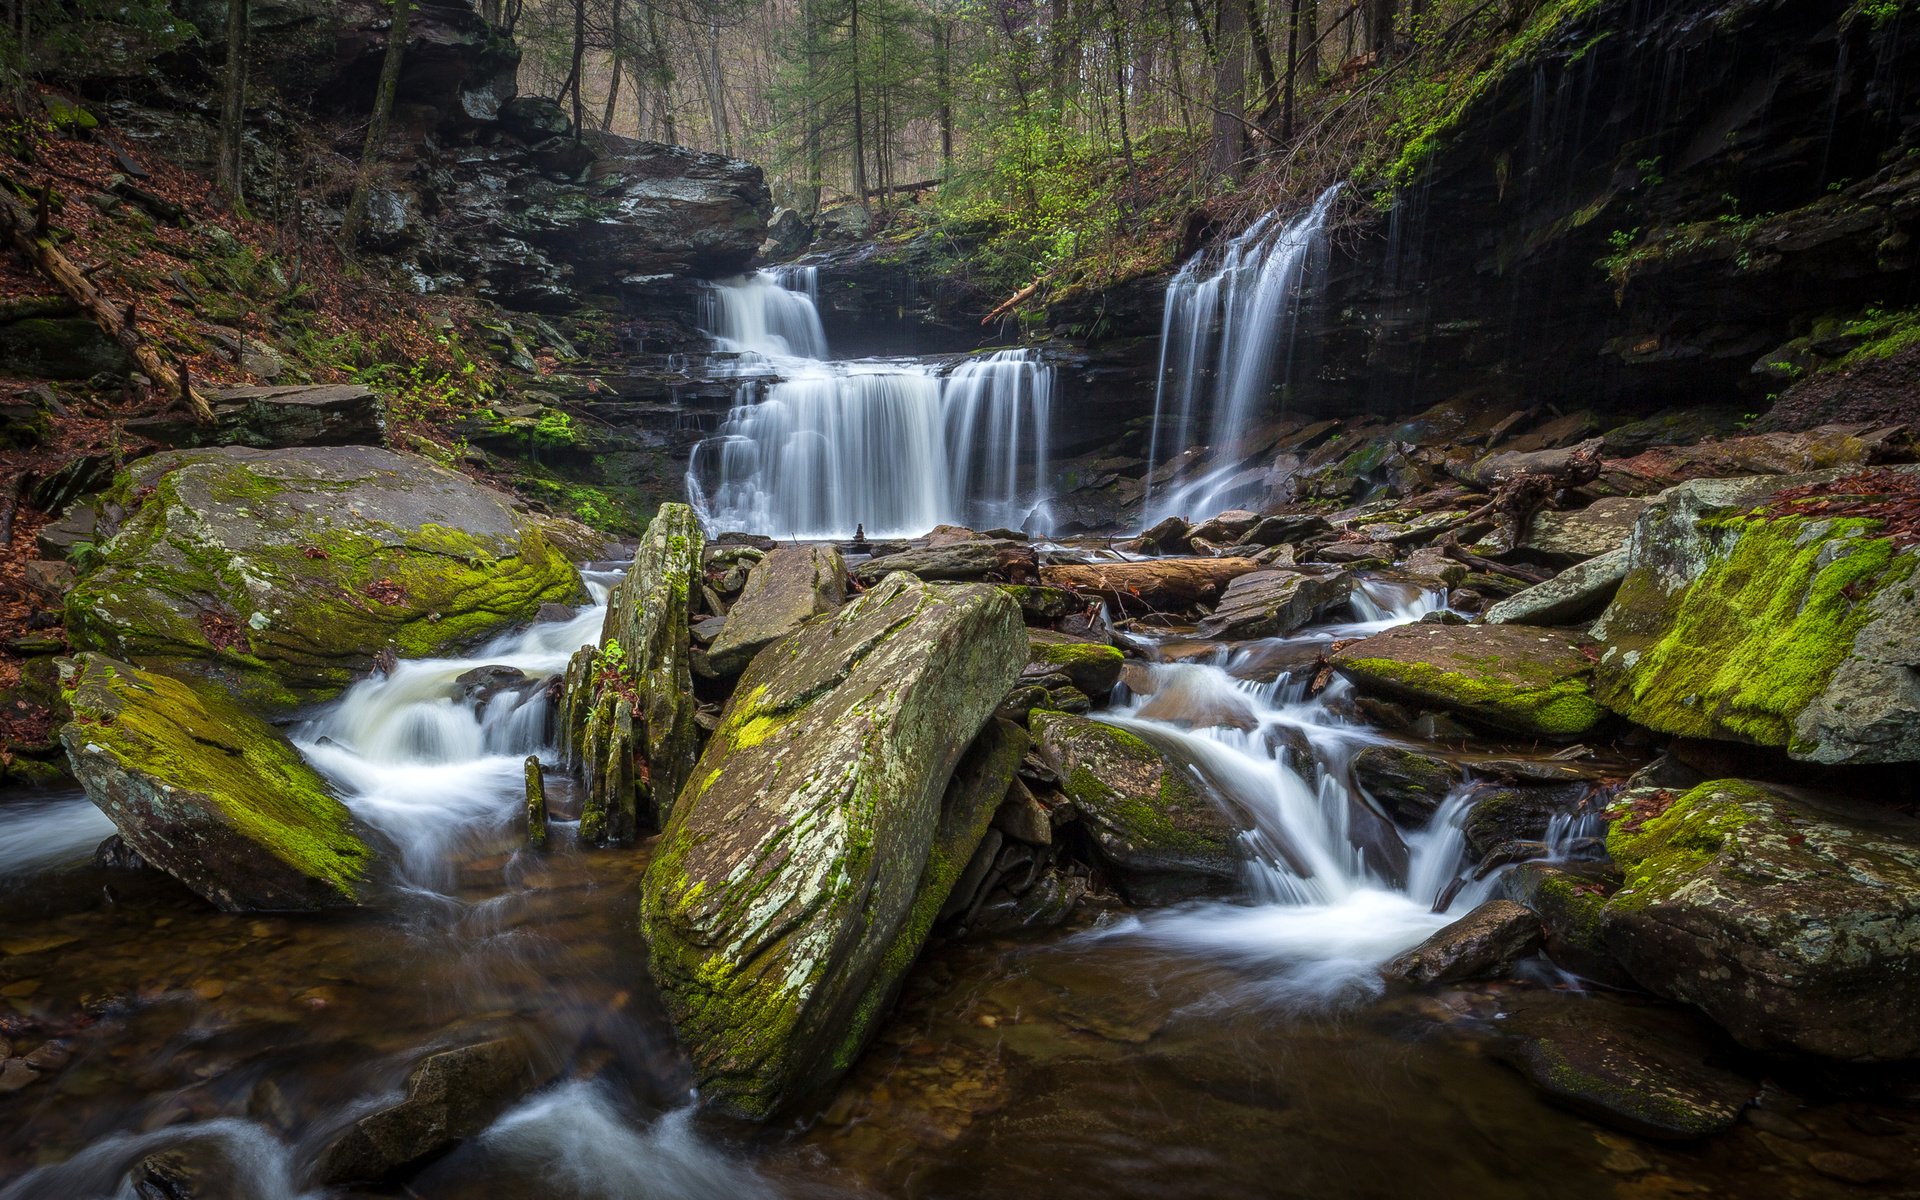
[[217, 0, 249, 200], [1209, 0, 1248, 178], [849, 0, 870, 214], [0, 188, 214, 423], [340, 0, 412, 249]]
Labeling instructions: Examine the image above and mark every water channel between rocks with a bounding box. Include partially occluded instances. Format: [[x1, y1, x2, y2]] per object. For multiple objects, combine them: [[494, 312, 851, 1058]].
[[3, 562, 1912, 1199]]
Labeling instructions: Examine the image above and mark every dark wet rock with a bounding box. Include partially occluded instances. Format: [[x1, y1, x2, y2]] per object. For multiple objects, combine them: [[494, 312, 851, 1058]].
[[523, 756, 548, 852], [133, 1142, 255, 1199], [534, 602, 577, 624], [1244, 513, 1333, 547], [0, 315, 132, 379], [65, 446, 582, 711], [1593, 466, 1920, 764], [1186, 510, 1260, 545], [452, 664, 535, 710], [640, 574, 1025, 1119], [60, 654, 371, 912], [704, 545, 846, 677], [1194, 568, 1353, 640], [92, 834, 149, 871], [1462, 783, 1592, 862], [1024, 631, 1123, 697], [1382, 899, 1542, 986], [123, 385, 385, 450], [1482, 548, 1628, 626], [996, 584, 1084, 623], [1351, 745, 1465, 827], [992, 781, 1054, 846], [1331, 623, 1605, 738], [852, 540, 1013, 584], [1135, 515, 1192, 553], [1032, 711, 1242, 904], [1502, 861, 1632, 986], [1489, 994, 1758, 1141], [558, 505, 702, 843], [1599, 778, 1920, 1061], [315, 1039, 548, 1184]]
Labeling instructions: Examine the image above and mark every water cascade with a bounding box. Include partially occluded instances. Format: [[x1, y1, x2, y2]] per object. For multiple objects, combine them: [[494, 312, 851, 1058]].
[[685, 270, 1054, 538], [1144, 186, 1342, 523], [1095, 580, 1497, 1004]]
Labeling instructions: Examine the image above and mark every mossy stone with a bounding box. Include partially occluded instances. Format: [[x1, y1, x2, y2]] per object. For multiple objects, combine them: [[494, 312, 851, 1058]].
[[1331, 623, 1605, 737]]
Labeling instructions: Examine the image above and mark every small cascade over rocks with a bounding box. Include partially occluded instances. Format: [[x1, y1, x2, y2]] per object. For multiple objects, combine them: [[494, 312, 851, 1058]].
[[685, 269, 1054, 538], [1145, 186, 1341, 524]]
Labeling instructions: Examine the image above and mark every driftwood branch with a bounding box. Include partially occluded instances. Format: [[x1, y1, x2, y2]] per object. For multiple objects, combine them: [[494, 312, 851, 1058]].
[[983, 281, 1039, 325], [0, 183, 215, 424]]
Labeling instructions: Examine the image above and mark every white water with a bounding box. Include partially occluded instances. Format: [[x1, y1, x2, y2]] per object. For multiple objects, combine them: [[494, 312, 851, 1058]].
[[292, 570, 619, 887], [1093, 583, 1500, 1005], [685, 269, 1054, 538], [1144, 187, 1341, 524], [0, 793, 115, 881]]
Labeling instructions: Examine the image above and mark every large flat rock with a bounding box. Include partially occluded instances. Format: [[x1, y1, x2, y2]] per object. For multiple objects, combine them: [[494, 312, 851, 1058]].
[[1331, 623, 1605, 737]]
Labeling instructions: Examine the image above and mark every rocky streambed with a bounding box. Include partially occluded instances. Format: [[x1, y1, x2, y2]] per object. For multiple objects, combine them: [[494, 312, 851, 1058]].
[[3, 439, 1920, 1197]]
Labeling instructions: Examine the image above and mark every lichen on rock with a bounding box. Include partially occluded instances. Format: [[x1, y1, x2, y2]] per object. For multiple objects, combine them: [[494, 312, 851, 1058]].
[[1330, 623, 1605, 737], [58, 652, 371, 911]]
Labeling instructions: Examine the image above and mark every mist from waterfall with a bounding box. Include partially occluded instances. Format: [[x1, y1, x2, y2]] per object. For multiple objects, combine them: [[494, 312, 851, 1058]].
[[1144, 186, 1341, 524], [685, 269, 1054, 539]]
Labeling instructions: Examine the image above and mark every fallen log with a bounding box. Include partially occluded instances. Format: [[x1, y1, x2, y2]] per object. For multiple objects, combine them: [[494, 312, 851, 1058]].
[[0, 183, 214, 424], [1041, 557, 1260, 612], [983, 281, 1039, 325]]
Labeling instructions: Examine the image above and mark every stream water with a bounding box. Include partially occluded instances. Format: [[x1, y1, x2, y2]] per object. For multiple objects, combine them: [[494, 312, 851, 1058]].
[[4, 570, 1911, 1197]]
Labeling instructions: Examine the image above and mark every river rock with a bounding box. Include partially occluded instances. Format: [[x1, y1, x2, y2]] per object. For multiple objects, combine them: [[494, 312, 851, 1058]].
[[1520, 496, 1648, 559], [853, 540, 1008, 584], [997, 584, 1083, 622], [1025, 631, 1123, 697], [1502, 861, 1632, 985], [640, 573, 1025, 1119], [558, 504, 702, 843], [1382, 899, 1542, 985], [122, 384, 386, 450], [1039, 558, 1259, 611], [1489, 993, 1759, 1140], [1331, 623, 1605, 737], [315, 1038, 547, 1184], [1482, 547, 1628, 626], [1031, 711, 1242, 904], [1194, 567, 1353, 639], [1461, 782, 1593, 861], [1351, 745, 1465, 827], [702, 544, 846, 677], [1592, 466, 1920, 764], [1599, 778, 1920, 1061], [64, 446, 582, 710], [59, 654, 371, 911]]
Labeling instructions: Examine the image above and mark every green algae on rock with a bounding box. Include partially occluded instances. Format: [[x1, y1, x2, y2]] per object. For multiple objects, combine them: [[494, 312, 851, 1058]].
[[558, 503, 704, 844], [1330, 623, 1605, 737], [64, 446, 584, 711], [58, 653, 371, 912], [1599, 778, 1920, 1061], [1592, 466, 1920, 763], [1025, 631, 1124, 697], [639, 571, 1025, 1119], [1031, 710, 1243, 904]]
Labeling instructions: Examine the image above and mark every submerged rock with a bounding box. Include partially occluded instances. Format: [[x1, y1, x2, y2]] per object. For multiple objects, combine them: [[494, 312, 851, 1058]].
[[315, 1038, 549, 1184], [1593, 467, 1920, 764], [702, 544, 846, 677], [58, 654, 370, 911], [1382, 899, 1542, 985], [640, 572, 1025, 1119], [1331, 623, 1605, 737], [64, 447, 582, 710], [559, 504, 703, 844], [1031, 711, 1242, 904], [1599, 778, 1920, 1062]]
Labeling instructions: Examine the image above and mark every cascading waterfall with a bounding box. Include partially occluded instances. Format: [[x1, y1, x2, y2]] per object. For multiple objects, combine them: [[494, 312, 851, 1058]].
[[1144, 186, 1342, 524], [685, 269, 1054, 539], [1094, 580, 1497, 1004]]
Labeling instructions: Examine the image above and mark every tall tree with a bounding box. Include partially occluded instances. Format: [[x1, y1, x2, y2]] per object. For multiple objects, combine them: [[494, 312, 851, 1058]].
[[341, 0, 412, 248], [216, 0, 249, 201], [1210, 0, 1249, 178]]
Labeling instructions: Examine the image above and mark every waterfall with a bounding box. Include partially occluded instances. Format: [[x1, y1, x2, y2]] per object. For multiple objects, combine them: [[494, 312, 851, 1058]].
[[685, 270, 1054, 539], [1144, 186, 1341, 524], [1092, 583, 1497, 1006]]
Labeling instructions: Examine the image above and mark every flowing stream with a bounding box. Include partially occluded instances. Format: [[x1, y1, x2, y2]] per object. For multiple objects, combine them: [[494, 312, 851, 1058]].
[[685, 270, 1054, 538]]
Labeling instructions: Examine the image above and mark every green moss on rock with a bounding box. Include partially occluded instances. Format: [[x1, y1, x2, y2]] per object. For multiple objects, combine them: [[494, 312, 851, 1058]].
[[1331, 623, 1604, 737]]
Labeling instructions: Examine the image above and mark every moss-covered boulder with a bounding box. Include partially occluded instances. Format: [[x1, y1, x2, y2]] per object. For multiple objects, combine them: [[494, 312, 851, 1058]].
[[1599, 779, 1920, 1061], [58, 653, 371, 911], [1031, 710, 1242, 904], [65, 446, 582, 710], [639, 572, 1025, 1119], [558, 504, 703, 844], [1592, 467, 1920, 763], [1330, 623, 1605, 737], [1025, 630, 1124, 697], [702, 544, 845, 677]]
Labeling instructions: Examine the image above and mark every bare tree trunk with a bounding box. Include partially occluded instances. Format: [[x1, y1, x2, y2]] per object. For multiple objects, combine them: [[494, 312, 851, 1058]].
[[601, 0, 625, 131], [1209, 0, 1247, 178], [568, 0, 586, 138], [1301, 0, 1318, 79], [706, 21, 731, 152], [646, 2, 675, 142], [217, 0, 249, 201], [849, 0, 869, 214], [935, 18, 953, 175], [341, 0, 411, 249], [1283, 0, 1299, 138]]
